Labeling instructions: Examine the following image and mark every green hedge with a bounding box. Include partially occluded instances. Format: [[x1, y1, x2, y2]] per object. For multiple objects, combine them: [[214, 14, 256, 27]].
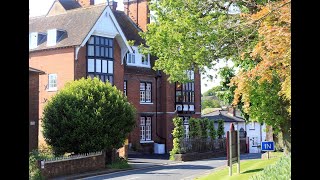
[[250, 154, 291, 180]]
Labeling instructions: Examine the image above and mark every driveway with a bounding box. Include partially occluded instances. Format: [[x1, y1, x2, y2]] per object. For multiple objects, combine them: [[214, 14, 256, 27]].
[[79, 153, 261, 180]]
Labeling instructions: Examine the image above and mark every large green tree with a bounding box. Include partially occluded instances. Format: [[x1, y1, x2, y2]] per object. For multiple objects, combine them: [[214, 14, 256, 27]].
[[42, 78, 136, 155], [142, 0, 291, 152]]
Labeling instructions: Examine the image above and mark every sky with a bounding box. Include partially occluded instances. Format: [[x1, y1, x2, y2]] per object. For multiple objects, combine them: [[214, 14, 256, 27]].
[[29, 0, 231, 94]]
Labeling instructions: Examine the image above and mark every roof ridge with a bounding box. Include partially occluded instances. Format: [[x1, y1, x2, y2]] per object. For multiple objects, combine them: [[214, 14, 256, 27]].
[[43, 3, 107, 18]]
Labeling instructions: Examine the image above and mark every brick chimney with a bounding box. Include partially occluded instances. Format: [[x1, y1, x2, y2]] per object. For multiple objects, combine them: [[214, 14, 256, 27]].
[[76, 0, 94, 7], [108, 0, 118, 11], [123, 0, 150, 32]]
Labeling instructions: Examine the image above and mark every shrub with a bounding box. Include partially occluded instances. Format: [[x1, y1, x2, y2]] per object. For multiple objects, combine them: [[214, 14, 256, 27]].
[[170, 117, 184, 160], [217, 119, 225, 138], [208, 120, 216, 140], [189, 117, 201, 138], [29, 149, 55, 180], [107, 157, 131, 169], [42, 77, 136, 156], [200, 118, 209, 138], [250, 154, 291, 180]]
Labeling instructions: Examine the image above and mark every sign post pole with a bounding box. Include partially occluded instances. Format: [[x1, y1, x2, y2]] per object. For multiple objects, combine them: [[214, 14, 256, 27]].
[[268, 151, 269, 159], [237, 130, 240, 174], [261, 141, 275, 159], [229, 130, 232, 176]]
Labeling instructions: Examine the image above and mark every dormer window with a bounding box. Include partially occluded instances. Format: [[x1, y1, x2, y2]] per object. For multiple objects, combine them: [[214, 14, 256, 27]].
[[127, 53, 135, 64], [47, 29, 66, 46], [126, 46, 150, 67], [29, 32, 47, 49]]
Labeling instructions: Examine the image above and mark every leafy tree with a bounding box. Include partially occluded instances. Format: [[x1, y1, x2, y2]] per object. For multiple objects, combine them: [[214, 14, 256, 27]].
[[142, 0, 291, 152], [216, 66, 236, 105], [217, 120, 225, 138], [202, 86, 223, 96], [42, 78, 136, 155], [208, 120, 216, 140], [189, 117, 201, 138], [170, 117, 184, 159], [201, 98, 221, 109], [200, 118, 209, 138]]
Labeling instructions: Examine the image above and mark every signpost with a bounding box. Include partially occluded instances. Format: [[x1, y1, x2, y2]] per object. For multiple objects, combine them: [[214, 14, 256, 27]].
[[261, 141, 275, 159], [226, 123, 240, 176]]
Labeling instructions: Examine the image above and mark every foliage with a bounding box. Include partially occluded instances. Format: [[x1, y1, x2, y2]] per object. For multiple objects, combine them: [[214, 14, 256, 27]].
[[189, 117, 201, 139], [170, 117, 184, 159], [217, 120, 225, 138], [201, 98, 221, 109], [202, 86, 223, 96], [142, 0, 291, 151], [29, 149, 56, 180], [42, 77, 136, 156], [208, 120, 216, 140], [107, 157, 131, 169], [199, 118, 209, 138], [29, 152, 44, 180], [215, 67, 236, 105], [250, 154, 291, 180]]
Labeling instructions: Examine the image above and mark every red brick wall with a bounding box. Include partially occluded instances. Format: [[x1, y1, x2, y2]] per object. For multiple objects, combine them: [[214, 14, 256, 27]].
[[29, 47, 75, 147], [113, 40, 124, 91], [39, 152, 105, 179], [75, 46, 87, 80], [124, 0, 149, 32], [29, 72, 40, 152]]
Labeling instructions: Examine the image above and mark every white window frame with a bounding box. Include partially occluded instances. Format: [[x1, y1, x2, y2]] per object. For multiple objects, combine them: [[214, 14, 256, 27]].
[[180, 116, 190, 139], [140, 82, 152, 104], [126, 46, 151, 68], [140, 116, 152, 143], [47, 74, 57, 91], [124, 80, 127, 96]]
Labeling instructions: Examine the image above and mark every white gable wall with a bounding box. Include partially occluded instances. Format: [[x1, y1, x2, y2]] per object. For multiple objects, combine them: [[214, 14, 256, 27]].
[[77, 6, 132, 61]]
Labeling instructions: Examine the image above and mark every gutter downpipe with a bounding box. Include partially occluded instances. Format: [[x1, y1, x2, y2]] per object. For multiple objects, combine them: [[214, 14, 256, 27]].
[[155, 70, 167, 153]]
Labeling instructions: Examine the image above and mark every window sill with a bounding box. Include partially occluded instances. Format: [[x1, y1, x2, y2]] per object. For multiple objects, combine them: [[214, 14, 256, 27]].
[[140, 140, 154, 144], [140, 102, 153, 105], [127, 64, 151, 68], [249, 129, 255, 130], [47, 88, 57, 92]]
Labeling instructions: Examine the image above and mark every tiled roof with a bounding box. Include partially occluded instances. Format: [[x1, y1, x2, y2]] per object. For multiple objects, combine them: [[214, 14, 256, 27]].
[[202, 110, 245, 122], [113, 10, 145, 46], [29, 4, 106, 52], [59, 0, 81, 10]]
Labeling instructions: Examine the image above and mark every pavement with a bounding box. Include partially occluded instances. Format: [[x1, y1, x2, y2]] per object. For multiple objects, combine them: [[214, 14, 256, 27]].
[[52, 152, 262, 180]]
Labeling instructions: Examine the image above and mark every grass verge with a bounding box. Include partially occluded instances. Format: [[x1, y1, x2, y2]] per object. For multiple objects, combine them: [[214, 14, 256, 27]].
[[107, 157, 131, 169], [196, 152, 284, 180]]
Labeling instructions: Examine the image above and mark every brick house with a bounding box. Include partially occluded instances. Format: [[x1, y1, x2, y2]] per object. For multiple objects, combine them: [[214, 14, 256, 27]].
[[29, 67, 45, 152], [29, 0, 201, 154]]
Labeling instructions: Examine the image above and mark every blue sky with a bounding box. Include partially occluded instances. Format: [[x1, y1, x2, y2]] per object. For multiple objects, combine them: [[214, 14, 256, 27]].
[[29, 0, 231, 93]]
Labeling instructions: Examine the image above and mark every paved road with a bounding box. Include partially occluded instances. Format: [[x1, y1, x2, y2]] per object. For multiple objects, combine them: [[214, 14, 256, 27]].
[[78, 153, 261, 180]]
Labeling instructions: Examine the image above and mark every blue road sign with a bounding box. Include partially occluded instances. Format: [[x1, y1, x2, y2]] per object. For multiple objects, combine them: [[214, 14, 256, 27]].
[[261, 141, 275, 151]]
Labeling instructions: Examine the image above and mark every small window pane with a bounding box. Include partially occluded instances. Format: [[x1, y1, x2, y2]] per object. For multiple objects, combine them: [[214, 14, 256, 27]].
[[108, 39, 113, 46], [96, 59, 101, 72], [101, 75, 105, 82], [109, 48, 113, 58], [105, 39, 108, 46], [108, 61, 113, 74], [102, 60, 108, 73], [100, 47, 104, 57], [105, 47, 109, 57], [100, 38, 104, 45], [88, 59, 94, 72], [95, 37, 100, 45], [95, 46, 100, 56], [88, 45, 94, 56], [88, 73, 94, 79], [132, 54, 135, 63], [108, 76, 113, 84], [88, 36, 94, 44], [140, 83, 145, 90]]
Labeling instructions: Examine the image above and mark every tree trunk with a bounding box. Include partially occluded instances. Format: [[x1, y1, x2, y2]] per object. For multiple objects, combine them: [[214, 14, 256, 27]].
[[280, 121, 291, 154]]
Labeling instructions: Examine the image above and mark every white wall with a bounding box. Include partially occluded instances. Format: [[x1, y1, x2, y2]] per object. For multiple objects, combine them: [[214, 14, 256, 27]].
[[213, 121, 266, 153]]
